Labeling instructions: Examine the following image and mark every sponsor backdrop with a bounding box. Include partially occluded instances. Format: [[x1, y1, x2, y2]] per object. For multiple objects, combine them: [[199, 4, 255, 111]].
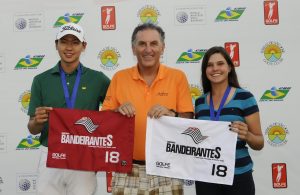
[[0, 0, 298, 194]]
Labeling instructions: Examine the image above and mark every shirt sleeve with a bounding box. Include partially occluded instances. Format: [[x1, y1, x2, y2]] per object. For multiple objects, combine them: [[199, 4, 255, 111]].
[[243, 91, 259, 116], [27, 76, 42, 116]]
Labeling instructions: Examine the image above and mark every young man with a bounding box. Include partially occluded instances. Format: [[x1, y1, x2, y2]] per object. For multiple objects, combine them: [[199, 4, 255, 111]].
[[27, 22, 110, 195], [102, 23, 194, 195]]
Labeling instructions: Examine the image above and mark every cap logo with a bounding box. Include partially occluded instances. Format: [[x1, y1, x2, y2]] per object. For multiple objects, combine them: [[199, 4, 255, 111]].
[[60, 25, 81, 33]]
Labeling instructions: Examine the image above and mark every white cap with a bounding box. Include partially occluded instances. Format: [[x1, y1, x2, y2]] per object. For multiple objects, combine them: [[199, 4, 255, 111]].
[[56, 23, 85, 42]]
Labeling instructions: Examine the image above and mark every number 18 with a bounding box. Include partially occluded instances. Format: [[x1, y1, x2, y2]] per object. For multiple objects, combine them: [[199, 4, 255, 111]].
[[211, 164, 227, 177]]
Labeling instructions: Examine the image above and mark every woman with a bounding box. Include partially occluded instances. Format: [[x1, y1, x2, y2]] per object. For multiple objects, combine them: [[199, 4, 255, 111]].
[[195, 46, 264, 195]]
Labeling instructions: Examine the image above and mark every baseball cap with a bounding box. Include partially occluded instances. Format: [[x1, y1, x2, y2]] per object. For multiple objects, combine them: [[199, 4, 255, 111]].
[[56, 23, 85, 42]]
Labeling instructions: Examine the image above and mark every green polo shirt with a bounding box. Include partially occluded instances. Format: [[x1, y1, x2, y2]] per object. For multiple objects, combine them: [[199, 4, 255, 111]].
[[28, 62, 110, 146]]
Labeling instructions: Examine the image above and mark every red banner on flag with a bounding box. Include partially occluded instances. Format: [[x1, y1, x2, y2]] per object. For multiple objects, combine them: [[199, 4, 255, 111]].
[[47, 108, 134, 173]]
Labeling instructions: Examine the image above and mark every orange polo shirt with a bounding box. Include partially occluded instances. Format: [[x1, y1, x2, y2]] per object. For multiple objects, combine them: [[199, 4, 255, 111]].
[[102, 64, 193, 160]]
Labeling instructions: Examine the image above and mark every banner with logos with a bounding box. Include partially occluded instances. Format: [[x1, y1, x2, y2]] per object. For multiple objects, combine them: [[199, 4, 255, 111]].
[[0, 0, 298, 194]]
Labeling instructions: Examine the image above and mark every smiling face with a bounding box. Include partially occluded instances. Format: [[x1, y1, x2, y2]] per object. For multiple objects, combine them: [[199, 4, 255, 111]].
[[132, 29, 165, 71], [56, 34, 86, 71], [205, 53, 231, 86]]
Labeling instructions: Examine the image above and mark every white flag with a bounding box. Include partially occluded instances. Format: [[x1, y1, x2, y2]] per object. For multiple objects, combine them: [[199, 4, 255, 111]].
[[146, 116, 237, 185]]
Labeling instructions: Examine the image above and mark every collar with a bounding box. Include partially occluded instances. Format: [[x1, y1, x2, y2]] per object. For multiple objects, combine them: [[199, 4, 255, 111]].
[[50, 61, 87, 75], [131, 64, 166, 81]]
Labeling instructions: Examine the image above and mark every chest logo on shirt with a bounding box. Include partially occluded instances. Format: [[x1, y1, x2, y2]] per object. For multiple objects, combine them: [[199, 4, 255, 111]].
[[75, 117, 99, 133], [182, 127, 208, 144], [157, 91, 168, 97]]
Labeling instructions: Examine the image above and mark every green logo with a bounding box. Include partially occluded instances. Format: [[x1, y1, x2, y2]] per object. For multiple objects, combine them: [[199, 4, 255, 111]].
[[260, 87, 290, 101], [177, 49, 206, 63], [15, 55, 44, 69], [215, 7, 246, 21], [53, 13, 84, 27], [16, 135, 40, 150]]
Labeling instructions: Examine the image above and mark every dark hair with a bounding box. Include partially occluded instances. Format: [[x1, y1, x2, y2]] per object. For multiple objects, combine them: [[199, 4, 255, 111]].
[[131, 23, 165, 46], [201, 46, 240, 93]]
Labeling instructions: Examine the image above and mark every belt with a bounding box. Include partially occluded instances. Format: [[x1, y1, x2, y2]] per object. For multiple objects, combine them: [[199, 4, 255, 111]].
[[132, 159, 146, 165]]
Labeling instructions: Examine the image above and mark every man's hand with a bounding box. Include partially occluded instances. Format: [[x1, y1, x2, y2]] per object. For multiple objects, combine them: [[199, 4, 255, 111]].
[[116, 102, 135, 117], [148, 104, 175, 118], [34, 107, 53, 124], [27, 107, 52, 135]]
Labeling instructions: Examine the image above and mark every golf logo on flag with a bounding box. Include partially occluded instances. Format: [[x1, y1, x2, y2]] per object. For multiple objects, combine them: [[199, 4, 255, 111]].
[[75, 117, 99, 133]]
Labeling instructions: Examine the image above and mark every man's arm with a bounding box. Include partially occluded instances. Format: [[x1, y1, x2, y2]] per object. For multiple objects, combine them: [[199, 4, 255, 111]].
[[178, 112, 194, 119], [27, 107, 52, 135]]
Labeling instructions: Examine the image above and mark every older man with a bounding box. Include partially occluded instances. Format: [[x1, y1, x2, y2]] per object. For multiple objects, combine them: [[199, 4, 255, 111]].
[[102, 23, 193, 195]]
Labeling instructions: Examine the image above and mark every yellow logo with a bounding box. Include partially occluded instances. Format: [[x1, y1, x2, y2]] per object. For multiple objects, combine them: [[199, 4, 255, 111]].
[[190, 84, 203, 107], [138, 5, 160, 24], [261, 41, 285, 65], [98, 47, 121, 71], [265, 122, 288, 146], [18, 90, 31, 113]]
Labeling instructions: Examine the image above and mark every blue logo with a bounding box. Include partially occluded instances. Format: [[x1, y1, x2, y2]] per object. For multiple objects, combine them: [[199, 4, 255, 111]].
[[19, 179, 31, 191]]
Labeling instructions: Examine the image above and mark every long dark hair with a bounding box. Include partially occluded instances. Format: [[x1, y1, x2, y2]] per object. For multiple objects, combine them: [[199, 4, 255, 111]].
[[201, 46, 240, 93]]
